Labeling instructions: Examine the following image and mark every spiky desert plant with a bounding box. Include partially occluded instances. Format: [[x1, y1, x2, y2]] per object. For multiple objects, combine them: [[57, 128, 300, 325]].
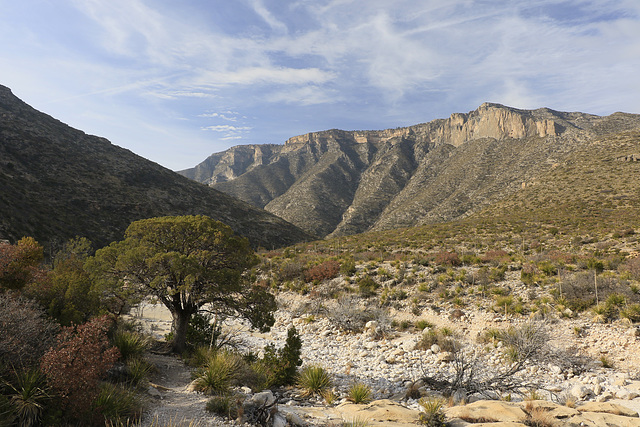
[[112, 329, 150, 361], [193, 351, 244, 395], [126, 357, 153, 388], [347, 382, 372, 404], [93, 382, 142, 424], [297, 365, 332, 397], [418, 397, 446, 427], [5, 369, 49, 427]]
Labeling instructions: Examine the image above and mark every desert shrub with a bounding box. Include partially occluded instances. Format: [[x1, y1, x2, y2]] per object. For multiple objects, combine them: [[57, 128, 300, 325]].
[[434, 251, 461, 267], [340, 257, 357, 276], [620, 303, 640, 323], [125, 357, 153, 388], [253, 326, 303, 389], [304, 260, 340, 283], [40, 315, 120, 422], [0, 237, 44, 291], [482, 250, 510, 266], [521, 264, 537, 286], [357, 276, 379, 297], [415, 319, 434, 331], [297, 365, 332, 397], [92, 382, 142, 424], [347, 382, 372, 404], [24, 237, 100, 326], [621, 256, 640, 280], [0, 294, 59, 374], [277, 260, 304, 282], [559, 271, 597, 311], [415, 327, 459, 353], [327, 296, 390, 333]]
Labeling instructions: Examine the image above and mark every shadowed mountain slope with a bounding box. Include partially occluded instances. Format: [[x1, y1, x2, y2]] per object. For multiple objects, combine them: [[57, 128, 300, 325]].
[[180, 104, 640, 237], [0, 85, 313, 249]]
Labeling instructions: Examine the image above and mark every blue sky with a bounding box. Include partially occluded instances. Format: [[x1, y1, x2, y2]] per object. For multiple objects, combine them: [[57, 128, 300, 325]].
[[1, 0, 639, 171]]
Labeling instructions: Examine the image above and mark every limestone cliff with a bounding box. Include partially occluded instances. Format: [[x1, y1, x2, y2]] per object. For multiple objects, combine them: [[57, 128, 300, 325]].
[[179, 103, 640, 237]]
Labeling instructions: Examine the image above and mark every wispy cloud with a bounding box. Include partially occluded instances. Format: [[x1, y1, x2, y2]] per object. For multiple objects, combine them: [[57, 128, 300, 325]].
[[1, 0, 639, 170]]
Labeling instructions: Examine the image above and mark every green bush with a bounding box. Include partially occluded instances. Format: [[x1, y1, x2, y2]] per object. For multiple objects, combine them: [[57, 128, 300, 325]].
[[254, 326, 302, 388]]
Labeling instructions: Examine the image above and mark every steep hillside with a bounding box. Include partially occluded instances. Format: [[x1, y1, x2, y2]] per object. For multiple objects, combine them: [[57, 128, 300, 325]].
[[0, 85, 312, 249], [180, 103, 640, 237]]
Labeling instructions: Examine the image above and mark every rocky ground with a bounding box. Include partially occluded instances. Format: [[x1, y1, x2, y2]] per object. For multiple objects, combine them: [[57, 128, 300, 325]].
[[133, 284, 640, 426]]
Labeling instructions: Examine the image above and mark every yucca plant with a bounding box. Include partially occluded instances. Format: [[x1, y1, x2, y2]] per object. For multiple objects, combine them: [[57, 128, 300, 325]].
[[418, 397, 446, 427], [126, 357, 153, 388], [193, 351, 244, 395], [5, 369, 49, 427], [347, 382, 372, 404], [93, 382, 142, 424], [112, 330, 150, 361], [297, 365, 332, 397]]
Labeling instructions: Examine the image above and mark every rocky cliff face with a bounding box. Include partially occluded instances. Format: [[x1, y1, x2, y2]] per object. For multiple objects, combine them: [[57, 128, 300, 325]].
[[0, 85, 313, 249], [179, 103, 640, 237]]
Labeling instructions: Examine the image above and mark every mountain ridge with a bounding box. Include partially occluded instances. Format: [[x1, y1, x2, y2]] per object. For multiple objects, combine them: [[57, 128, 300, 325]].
[[0, 84, 313, 249], [179, 103, 640, 237]]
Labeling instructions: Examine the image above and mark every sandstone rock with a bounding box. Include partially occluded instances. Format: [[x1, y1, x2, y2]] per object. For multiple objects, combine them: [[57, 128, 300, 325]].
[[445, 400, 528, 423], [517, 400, 580, 419], [570, 411, 640, 426], [578, 401, 639, 417]]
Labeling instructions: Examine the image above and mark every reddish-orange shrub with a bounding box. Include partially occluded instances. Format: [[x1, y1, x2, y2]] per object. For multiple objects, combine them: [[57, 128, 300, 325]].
[[40, 315, 120, 421], [434, 251, 461, 267], [304, 260, 340, 282]]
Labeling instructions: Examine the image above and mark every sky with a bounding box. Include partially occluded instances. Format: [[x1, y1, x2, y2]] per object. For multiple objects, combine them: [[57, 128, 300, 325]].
[[1, 0, 640, 171]]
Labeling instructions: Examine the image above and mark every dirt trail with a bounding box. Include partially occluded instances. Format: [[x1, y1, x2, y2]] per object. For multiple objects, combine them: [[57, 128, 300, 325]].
[[140, 352, 238, 426]]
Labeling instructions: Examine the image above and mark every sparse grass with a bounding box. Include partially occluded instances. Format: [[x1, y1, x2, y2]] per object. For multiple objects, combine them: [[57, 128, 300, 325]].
[[340, 416, 370, 427]]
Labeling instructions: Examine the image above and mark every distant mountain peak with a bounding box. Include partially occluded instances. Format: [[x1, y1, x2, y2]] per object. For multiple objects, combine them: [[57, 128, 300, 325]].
[[180, 104, 640, 238]]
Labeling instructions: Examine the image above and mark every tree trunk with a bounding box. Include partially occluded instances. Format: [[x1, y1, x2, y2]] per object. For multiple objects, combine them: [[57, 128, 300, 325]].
[[171, 310, 191, 354]]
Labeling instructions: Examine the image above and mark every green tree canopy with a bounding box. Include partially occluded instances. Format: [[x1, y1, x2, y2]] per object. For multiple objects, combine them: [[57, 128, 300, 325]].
[[86, 215, 275, 353]]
